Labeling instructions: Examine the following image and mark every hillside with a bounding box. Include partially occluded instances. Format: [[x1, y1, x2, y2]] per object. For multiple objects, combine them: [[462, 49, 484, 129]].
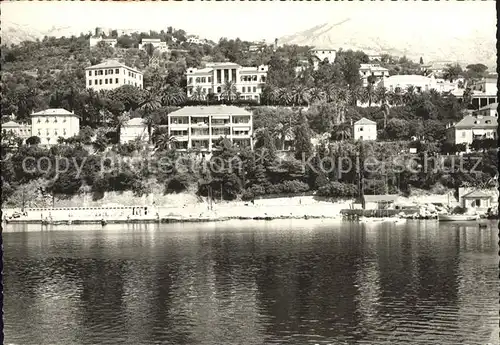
[[279, 19, 496, 68]]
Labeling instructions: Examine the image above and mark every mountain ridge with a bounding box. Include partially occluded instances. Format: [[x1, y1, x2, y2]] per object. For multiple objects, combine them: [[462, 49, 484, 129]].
[[278, 19, 496, 68]]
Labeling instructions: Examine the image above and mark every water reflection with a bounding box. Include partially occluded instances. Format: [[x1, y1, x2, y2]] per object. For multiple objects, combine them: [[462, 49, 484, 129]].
[[3, 220, 498, 345]]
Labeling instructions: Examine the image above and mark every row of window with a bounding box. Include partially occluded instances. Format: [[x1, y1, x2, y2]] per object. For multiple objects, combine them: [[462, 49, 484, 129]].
[[89, 78, 140, 87], [170, 117, 250, 125], [89, 69, 141, 79], [36, 117, 67, 123], [37, 129, 67, 136], [188, 75, 266, 84]]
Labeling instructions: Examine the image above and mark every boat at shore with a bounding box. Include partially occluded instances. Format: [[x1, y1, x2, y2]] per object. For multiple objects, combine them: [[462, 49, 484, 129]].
[[438, 214, 480, 221]]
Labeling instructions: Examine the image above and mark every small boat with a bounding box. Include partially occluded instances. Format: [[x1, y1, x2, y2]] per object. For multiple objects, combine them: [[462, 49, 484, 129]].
[[438, 214, 480, 221], [101, 219, 107, 226]]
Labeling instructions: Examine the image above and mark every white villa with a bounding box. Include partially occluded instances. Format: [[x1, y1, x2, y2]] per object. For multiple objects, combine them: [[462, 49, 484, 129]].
[[138, 38, 168, 53], [446, 113, 497, 145], [353, 118, 377, 141], [2, 119, 31, 143], [186, 62, 268, 102], [85, 60, 143, 91], [359, 64, 390, 87], [167, 105, 253, 151], [121, 117, 149, 144], [31, 108, 80, 146]]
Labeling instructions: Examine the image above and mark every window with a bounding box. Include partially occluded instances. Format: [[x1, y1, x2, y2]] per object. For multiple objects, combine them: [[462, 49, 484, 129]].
[[99, 70, 103, 75], [475, 199, 481, 207], [54, 130, 58, 136], [359, 127, 363, 131], [63, 117, 66, 123], [105, 70, 108, 75], [89, 80, 92, 86], [37, 119, 41, 123], [188, 77, 193, 84], [116, 78, 119, 83], [109, 78, 113, 84], [253, 87, 256, 92], [54, 117, 57, 123], [461, 131, 466, 138], [45, 118, 49, 123], [105, 79, 108, 84], [95, 70, 98, 76], [242, 87, 246, 93], [99, 79, 102, 85], [359, 136, 363, 140], [88, 71, 92, 76], [208, 77, 212, 83], [115, 69, 119, 74]]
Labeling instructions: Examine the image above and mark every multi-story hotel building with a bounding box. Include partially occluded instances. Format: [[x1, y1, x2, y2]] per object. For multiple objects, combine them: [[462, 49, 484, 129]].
[[85, 60, 143, 91], [186, 62, 268, 102], [31, 109, 80, 146], [138, 38, 168, 53], [167, 105, 253, 151]]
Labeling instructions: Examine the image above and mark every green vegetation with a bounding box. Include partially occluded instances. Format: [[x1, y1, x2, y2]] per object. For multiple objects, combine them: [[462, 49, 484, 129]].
[[1, 30, 494, 207]]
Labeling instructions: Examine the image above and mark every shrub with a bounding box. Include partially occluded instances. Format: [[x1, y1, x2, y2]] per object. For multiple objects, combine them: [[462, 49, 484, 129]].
[[317, 182, 358, 197]]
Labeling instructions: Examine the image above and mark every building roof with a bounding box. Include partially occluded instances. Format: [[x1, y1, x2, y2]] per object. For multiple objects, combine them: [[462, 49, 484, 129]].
[[168, 106, 252, 117], [31, 108, 76, 117], [3, 121, 20, 127], [354, 117, 376, 125], [385, 75, 433, 84], [125, 117, 147, 126], [462, 190, 492, 199], [364, 195, 399, 202], [454, 115, 497, 129], [311, 47, 336, 51], [478, 102, 498, 111], [85, 60, 142, 74]]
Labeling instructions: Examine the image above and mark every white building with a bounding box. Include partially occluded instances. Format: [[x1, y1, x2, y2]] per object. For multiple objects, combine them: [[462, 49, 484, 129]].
[[167, 105, 253, 151], [120, 117, 149, 144], [186, 62, 268, 102], [138, 38, 168, 53], [2, 120, 31, 142], [382, 75, 439, 93], [446, 114, 497, 145], [469, 78, 498, 109], [31, 109, 80, 146], [187, 36, 202, 44], [310, 48, 337, 65], [89, 37, 117, 48], [359, 64, 390, 87], [85, 60, 143, 91], [353, 118, 377, 141]]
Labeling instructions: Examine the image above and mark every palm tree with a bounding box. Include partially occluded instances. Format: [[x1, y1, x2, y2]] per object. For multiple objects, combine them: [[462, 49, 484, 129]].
[[111, 111, 130, 144], [262, 85, 280, 105], [161, 85, 186, 106], [155, 132, 177, 151], [191, 85, 207, 103], [277, 87, 292, 106], [331, 122, 351, 141], [139, 90, 162, 143], [290, 85, 311, 107], [308, 87, 325, 105], [221, 80, 238, 103]]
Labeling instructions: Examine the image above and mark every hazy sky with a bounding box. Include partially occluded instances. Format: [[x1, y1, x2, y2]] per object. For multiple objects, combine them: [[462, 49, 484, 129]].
[[2, 1, 496, 42]]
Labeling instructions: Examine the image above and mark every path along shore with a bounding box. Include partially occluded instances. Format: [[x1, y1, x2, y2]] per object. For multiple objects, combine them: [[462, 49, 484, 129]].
[[3, 197, 350, 225]]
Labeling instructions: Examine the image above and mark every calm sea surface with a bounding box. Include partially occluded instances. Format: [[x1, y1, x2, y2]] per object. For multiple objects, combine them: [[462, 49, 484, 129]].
[[3, 220, 499, 345]]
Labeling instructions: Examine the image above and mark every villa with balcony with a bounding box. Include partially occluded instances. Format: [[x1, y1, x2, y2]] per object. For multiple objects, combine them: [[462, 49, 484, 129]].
[[186, 62, 268, 102], [167, 105, 253, 152]]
